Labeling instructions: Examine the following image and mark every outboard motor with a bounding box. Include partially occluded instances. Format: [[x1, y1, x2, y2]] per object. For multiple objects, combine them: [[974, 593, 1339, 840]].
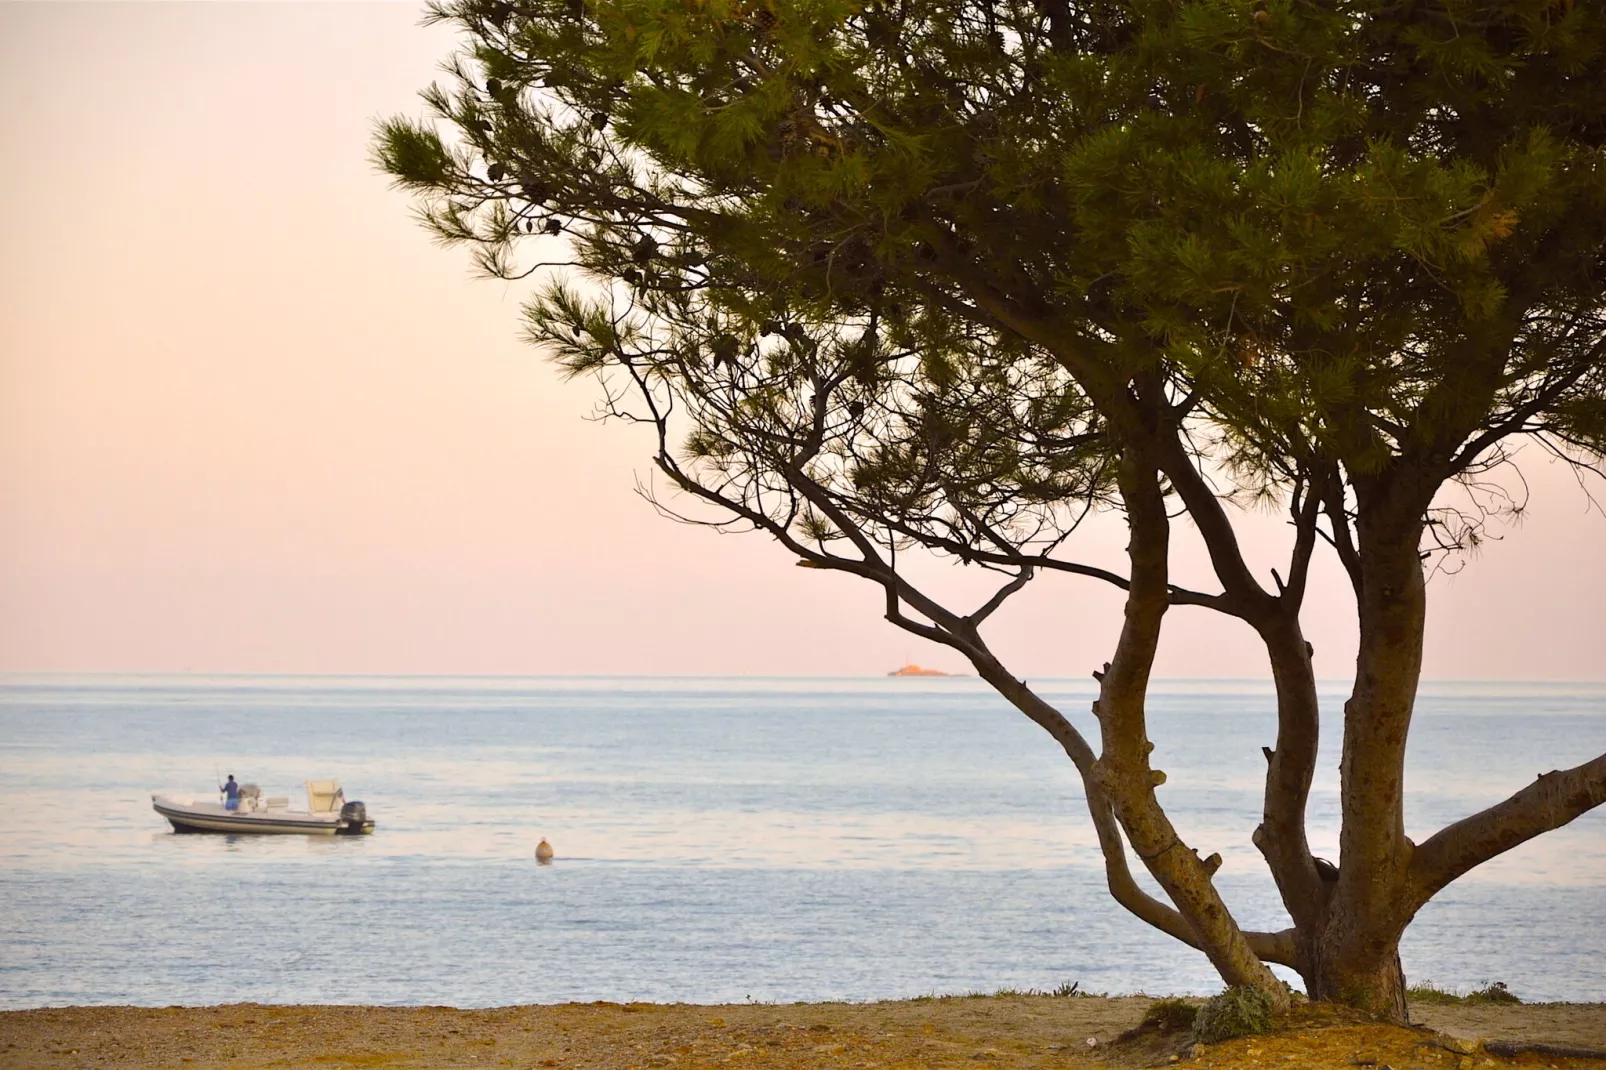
[[338, 800, 373, 835]]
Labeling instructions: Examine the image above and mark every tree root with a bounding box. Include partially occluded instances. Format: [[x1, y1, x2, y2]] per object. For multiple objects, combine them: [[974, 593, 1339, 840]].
[[1484, 1039, 1606, 1060]]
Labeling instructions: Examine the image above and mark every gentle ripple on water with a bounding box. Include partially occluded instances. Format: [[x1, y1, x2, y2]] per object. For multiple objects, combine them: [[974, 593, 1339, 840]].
[[0, 675, 1601, 1008]]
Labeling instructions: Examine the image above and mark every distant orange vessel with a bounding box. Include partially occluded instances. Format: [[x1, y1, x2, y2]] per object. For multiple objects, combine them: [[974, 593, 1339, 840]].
[[887, 663, 951, 677]]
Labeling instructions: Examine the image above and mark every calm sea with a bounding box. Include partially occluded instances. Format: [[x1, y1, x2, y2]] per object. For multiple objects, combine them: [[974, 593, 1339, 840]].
[[0, 675, 1601, 1009]]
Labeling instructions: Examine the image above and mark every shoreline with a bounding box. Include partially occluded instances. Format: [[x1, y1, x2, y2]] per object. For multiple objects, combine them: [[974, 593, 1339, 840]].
[[3, 995, 1602, 1069]]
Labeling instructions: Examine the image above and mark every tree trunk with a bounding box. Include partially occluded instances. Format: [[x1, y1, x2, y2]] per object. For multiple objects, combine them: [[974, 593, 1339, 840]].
[[1304, 924, 1410, 1022], [1308, 473, 1430, 1024]]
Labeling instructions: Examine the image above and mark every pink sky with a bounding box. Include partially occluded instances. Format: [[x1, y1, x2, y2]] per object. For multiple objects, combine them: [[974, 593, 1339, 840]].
[[2, 2, 1602, 679]]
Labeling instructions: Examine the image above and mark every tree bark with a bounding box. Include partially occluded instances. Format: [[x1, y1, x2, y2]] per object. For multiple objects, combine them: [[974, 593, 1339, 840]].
[[1307, 930, 1410, 1021]]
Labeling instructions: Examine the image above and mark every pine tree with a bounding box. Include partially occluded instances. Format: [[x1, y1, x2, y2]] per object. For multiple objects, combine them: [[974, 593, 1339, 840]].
[[378, 0, 1606, 1019]]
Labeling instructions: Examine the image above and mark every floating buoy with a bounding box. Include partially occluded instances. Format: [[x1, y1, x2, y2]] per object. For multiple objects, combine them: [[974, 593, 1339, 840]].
[[535, 838, 554, 862]]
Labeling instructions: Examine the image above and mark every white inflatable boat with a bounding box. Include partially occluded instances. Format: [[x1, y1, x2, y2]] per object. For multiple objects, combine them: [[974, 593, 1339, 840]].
[[152, 780, 375, 835]]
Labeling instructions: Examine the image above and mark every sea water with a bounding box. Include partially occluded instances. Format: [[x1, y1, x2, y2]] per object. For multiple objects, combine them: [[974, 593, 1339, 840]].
[[0, 675, 1601, 1009]]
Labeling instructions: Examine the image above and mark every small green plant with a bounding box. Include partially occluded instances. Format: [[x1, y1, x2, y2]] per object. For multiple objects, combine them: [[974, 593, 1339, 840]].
[[1405, 982, 1463, 1005], [1468, 981, 1521, 1005], [1406, 981, 1521, 1006], [1192, 987, 1276, 1044], [1142, 998, 1198, 1033], [989, 981, 1081, 997]]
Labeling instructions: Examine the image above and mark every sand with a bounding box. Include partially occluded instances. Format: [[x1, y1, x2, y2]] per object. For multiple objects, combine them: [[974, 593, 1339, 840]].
[[2, 996, 1603, 1070]]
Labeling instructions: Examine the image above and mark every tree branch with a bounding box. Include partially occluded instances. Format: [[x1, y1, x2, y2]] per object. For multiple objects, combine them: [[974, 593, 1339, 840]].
[[1150, 430, 1276, 621], [1319, 463, 1363, 599], [838, 511, 1239, 613], [1251, 614, 1327, 935], [1448, 338, 1606, 475], [1409, 750, 1606, 907], [1281, 473, 1322, 608], [967, 566, 1033, 627]]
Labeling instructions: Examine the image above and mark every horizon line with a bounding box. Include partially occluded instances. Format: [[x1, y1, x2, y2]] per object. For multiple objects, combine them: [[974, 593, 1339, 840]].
[[3, 670, 1604, 686]]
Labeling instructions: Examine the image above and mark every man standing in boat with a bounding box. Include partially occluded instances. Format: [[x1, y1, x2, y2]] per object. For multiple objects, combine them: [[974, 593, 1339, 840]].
[[220, 774, 240, 811]]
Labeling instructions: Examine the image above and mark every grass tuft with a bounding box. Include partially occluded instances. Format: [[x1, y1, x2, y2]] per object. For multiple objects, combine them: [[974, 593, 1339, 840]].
[[987, 981, 1084, 998], [1407, 981, 1521, 1006], [1192, 987, 1276, 1044], [1468, 981, 1521, 1005], [1141, 998, 1199, 1033], [1406, 982, 1464, 1005]]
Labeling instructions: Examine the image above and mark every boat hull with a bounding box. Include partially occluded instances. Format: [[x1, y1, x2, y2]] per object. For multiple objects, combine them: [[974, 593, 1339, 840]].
[[152, 796, 372, 836]]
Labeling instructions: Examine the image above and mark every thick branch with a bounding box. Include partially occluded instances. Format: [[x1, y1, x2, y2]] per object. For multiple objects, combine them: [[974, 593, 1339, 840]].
[[1251, 614, 1327, 935], [1409, 751, 1606, 906], [1036, 0, 1077, 52]]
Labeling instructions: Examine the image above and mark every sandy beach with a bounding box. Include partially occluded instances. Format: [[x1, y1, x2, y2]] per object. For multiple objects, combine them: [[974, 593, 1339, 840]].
[[3, 996, 1603, 1070]]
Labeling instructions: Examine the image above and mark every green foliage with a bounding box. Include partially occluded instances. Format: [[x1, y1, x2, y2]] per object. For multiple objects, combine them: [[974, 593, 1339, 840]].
[[1405, 982, 1464, 1005], [378, 0, 1606, 533], [1191, 987, 1276, 1044], [1471, 976, 1522, 1002], [1141, 997, 1199, 1033], [1470, 981, 1523, 1005], [1407, 981, 1522, 1006], [373, 118, 458, 189]]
